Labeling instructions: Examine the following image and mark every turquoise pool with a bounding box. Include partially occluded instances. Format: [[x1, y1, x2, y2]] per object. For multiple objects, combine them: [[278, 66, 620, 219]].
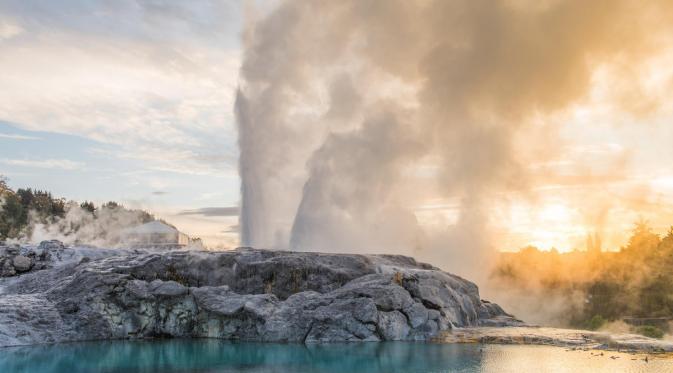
[[0, 339, 670, 372]]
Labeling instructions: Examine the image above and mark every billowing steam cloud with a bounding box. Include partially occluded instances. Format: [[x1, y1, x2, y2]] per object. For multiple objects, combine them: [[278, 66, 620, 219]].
[[22, 203, 153, 247], [236, 0, 673, 275]]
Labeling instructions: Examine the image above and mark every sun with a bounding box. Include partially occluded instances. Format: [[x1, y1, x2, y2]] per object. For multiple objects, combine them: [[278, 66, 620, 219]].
[[537, 203, 572, 223], [501, 202, 589, 253]]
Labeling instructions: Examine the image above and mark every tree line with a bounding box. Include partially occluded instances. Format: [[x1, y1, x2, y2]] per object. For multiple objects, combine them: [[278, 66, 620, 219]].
[[0, 175, 153, 241], [491, 221, 673, 338]]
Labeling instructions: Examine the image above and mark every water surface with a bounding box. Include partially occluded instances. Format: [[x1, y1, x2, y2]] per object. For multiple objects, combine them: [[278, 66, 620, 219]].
[[0, 339, 670, 373]]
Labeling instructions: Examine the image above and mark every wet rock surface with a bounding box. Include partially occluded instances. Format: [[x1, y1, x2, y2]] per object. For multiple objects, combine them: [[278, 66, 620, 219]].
[[0, 241, 522, 347], [443, 326, 673, 353]]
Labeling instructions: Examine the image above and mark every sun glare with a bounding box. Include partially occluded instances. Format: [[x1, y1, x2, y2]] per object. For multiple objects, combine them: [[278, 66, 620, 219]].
[[499, 202, 590, 253], [537, 203, 572, 223]]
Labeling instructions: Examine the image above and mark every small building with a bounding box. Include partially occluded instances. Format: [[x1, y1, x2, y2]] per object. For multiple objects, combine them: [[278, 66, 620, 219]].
[[121, 221, 190, 247]]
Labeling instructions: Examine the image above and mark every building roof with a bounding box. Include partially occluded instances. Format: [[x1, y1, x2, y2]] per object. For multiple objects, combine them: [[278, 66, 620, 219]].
[[122, 220, 179, 235]]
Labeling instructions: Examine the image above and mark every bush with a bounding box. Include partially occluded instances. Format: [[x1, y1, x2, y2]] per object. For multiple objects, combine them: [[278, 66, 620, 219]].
[[585, 315, 606, 330], [635, 325, 664, 339]]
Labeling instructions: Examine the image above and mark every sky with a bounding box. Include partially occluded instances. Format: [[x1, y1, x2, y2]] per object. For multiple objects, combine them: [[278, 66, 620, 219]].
[[2, 0, 673, 253], [0, 0, 250, 247]]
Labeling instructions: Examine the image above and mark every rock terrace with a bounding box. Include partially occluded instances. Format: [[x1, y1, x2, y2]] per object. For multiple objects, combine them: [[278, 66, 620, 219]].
[[0, 241, 522, 347]]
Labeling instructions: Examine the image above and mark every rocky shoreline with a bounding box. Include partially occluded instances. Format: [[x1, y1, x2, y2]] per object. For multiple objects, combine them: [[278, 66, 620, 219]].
[[0, 240, 522, 347], [441, 326, 673, 354]]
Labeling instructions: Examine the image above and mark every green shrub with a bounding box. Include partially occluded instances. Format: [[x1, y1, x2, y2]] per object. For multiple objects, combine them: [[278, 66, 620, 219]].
[[585, 315, 607, 330], [635, 325, 664, 339]]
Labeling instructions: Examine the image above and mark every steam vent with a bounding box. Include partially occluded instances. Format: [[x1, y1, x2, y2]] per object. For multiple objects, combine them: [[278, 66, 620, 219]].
[[0, 241, 521, 346]]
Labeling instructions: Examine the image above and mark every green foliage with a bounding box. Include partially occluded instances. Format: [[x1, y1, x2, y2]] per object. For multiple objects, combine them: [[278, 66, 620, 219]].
[[0, 174, 155, 241], [0, 175, 9, 194], [583, 222, 673, 322], [1, 187, 67, 239], [584, 315, 606, 331], [80, 201, 95, 213], [584, 282, 626, 320], [638, 276, 673, 317], [102, 201, 119, 209], [0, 193, 23, 238], [0, 178, 28, 239], [15, 188, 66, 218], [493, 220, 673, 329], [636, 325, 664, 339]]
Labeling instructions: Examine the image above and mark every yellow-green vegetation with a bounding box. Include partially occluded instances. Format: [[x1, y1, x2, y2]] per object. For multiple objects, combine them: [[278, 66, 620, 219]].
[[584, 315, 606, 331], [636, 325, 665, 339], [492, 221, 673, 333]]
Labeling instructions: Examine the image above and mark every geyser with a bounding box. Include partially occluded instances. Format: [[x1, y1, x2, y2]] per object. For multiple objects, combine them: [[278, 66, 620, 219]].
[[236, 0, 673, 277]]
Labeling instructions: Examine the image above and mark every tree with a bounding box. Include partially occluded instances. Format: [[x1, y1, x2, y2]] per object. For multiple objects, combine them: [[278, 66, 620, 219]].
[[0, 192, 26, 239], [659, 226, 673, 252], [584, 280, 626, 320], [625, 220, 660, 253], [621, 220, 661, 267], [638, 275, 673, 317], [0, 175, 10, 194], [1, 182, 158, 241], [80, 201, 96, 213], [102, 201, 120, 210], [16, 188, 34, 207]]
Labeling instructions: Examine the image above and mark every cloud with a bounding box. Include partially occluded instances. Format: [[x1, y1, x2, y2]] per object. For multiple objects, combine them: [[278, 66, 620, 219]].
[[221, 224, 239, 233], [0, 132, 39, 140], [178, 207, 239, 217], [0, 19, 22, 40], [0, 1, 242, 178], [1, 158, 84, 170]]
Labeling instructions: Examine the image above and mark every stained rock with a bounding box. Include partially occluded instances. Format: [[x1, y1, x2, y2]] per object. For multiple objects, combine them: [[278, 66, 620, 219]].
[[0, 241, 524, 347]]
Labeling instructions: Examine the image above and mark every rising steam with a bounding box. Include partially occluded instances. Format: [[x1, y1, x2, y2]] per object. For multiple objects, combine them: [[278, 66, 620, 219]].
[[236, 0, 673, 276], [21, 203, 153, 247]]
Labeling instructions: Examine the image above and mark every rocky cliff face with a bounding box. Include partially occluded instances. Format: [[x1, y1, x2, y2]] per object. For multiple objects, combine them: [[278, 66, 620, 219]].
[[0, 241, 522, 347]]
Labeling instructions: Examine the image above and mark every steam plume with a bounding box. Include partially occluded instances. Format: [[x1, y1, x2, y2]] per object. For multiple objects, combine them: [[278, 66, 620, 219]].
[[236, 0, 673, 275]]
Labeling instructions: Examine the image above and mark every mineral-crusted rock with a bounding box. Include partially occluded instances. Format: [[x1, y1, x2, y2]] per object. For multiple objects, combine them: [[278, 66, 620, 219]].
[[444, 326, 673, 353], [378, 310, 411, 340], [0, 241, 523, 347], [0, 259, 16, 277], [0, 240, 135, 279], [12, 256, 32, 272], [5, 245, 20, 256]]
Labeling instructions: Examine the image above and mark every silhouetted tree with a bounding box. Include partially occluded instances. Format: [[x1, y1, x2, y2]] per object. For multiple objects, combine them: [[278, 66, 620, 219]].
[[1, 183, 155, 240], [0, 175, 9, 194], [80, 201, 96, 213]]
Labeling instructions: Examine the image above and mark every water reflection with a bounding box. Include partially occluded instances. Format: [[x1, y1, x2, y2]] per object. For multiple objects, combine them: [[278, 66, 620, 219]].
[[0, 340, 481, 373], [0, 339, 670, 373]]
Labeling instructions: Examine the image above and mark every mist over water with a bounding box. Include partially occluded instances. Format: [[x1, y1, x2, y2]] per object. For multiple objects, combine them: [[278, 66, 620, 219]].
[[236, 0, 673, 279]]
